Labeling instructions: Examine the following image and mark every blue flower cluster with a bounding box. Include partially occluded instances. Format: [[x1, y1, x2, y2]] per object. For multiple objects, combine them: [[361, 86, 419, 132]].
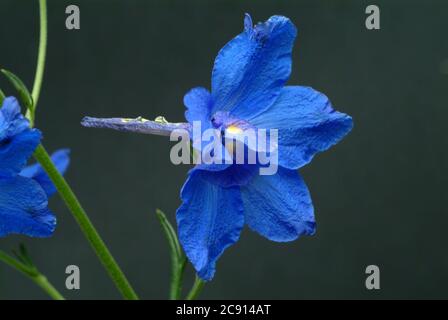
[[0, 97, 69, 237]]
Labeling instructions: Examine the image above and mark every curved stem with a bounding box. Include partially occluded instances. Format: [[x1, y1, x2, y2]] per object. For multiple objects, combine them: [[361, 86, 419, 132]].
[[33, 145, 139, 300], [30, 0, 47, 120], [0, 251, 64, 300], [186, 275, 206, 300], [29, 0, 138, 300]]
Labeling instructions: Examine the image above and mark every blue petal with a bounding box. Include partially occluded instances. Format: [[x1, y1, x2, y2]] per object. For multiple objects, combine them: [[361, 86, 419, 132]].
[[211, 14, 297, 120], [20, 149, 70, 197], [176, 170, 244, 280], [0, 175, 56, 237], [240, 167, 315, 242], [0, 129, 41, 176], [189, 163, 258, 188], [0, 97, 30, 138], [0, 97, 41, 175], [246, 86, 353, 169], [184, 87, 213, 126], [184, 87, 232, 172]]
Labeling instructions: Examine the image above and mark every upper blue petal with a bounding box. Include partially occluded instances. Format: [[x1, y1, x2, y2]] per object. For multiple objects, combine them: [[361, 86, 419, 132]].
[[176, 169, 244, 281], [183, 87, 232, 172], [184, 87, 213, 126], [240, 167, 315, 242], [246, 86, 353, 169], [20, 149, 70, 197], [0, 175, 56, 237], [211, 14, 297, 120], [0, 97, 41, 176]]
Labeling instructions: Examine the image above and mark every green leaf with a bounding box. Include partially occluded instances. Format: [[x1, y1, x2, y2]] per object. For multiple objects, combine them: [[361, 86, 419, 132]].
[[19, 243, 35, 267], [156, 209, 186, 299], [0, 88, 5, 105], [1, 69, 34, 114], [12, 244, 37, 272], [0, 250, 36, 277], [156, 209, 182, 260], [0, 246, 65, 300]]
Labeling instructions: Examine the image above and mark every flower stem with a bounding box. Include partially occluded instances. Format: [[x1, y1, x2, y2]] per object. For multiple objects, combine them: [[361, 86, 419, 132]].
[[0, 251, 64, 300], [32, 0, 47, 106], [33, 144, 139, 300], [32, 274, 65, 300], [186, 275, 206, 300], [29, 0, 48, 124]]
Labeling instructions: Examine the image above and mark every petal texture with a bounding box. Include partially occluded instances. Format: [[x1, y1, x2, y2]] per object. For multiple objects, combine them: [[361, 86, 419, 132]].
[[176, 170, 244, 280], [247, 86, 353, 169], [0, 97, 41, 175], [184, 87, 213, 126], [211, 14, 297, 119], [0, 175, 56, 237], [241, 167, 315, 242]]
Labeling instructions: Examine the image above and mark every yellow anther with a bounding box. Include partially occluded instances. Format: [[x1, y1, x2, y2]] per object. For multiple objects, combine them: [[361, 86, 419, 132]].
[[226, 125, 243, 135]]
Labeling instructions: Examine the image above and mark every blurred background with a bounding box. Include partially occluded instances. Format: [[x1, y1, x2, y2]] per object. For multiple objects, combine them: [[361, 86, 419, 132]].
[[0, 0, 447, 299]]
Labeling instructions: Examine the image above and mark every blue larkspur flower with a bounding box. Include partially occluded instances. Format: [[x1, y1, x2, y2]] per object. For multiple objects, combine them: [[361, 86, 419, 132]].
[[81, 14, 353, 281], [176, 14, 353, 280], [0, 97, 70, 237]]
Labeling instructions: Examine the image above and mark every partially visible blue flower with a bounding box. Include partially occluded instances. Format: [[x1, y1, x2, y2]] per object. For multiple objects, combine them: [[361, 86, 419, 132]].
[[177, 14, 353, 280], [0, 98, 41, 175], [0, 97, 70, 237], [20, 149, 71, 197]]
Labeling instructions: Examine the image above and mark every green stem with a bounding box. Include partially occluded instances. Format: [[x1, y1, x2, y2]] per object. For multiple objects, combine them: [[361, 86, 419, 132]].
[[33, 144, 139, 300], [170, 257, 186, 300], [30, 0, 47, 122], [29, 0, 138, 300], [32, 274, 65, 300], [0, 251, 64, 300], [186, 275, 206, 300]]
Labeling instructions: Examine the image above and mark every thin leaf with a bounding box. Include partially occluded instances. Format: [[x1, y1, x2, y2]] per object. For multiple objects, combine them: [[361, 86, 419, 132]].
[[1, 69, 34, 113], [0, 88, 5, 105], [156, 208, 186, 299], [0, 250, 37, 277], [19, 243, 35, 268], [156, 209, 182, 260]]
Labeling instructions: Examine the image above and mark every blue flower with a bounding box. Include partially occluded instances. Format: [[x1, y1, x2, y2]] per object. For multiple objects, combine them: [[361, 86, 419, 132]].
[[80, 14, 353, 282], [177, 14, 353, 280], [0, 97, 70, 237]]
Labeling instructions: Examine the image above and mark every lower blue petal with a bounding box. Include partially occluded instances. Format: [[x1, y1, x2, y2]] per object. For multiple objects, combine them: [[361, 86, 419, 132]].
[[176, 170, 244, 281], [0, 175, 56, 237], [20, 149, 70, 196], [247, 86, 353, 169], [241, 167, 315, 242], [0, 128, 41, 176]]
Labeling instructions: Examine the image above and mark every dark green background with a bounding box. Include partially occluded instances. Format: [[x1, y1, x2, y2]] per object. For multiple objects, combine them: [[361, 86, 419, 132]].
[[0, 0, 447, 299]]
